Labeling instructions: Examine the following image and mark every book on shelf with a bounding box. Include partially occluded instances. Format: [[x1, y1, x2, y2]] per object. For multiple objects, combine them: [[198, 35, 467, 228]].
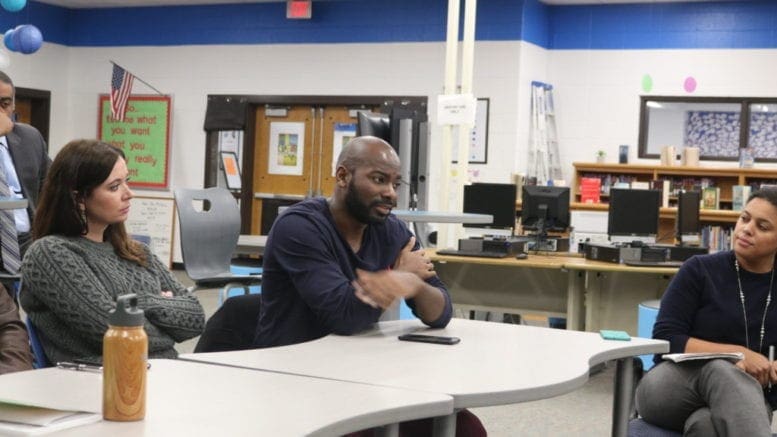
[[630, 181, 650, 190], [701, 187, 720, 210], [732, 185, 752, 211], [579, 177, 601, 203], [651, 180, 670, 207], [662, 352, 743, 364], [701, 225, 733, 252], [680, 178, 703, 193]]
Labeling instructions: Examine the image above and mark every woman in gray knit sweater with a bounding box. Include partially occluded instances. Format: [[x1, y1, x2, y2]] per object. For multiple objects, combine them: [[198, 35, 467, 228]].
[[20, 139, 205, 365]]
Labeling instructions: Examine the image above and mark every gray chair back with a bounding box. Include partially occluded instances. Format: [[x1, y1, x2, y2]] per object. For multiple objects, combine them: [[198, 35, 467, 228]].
[[174, 187, 240, 281]]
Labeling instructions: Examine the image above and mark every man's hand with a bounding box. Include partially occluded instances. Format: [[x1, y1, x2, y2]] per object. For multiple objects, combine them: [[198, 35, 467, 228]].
[[352, 269, 421, 310], [392, 236, 435, 280], [0, 111, 13, 137]]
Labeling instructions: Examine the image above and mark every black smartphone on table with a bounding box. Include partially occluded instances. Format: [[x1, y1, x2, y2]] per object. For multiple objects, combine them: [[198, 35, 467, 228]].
[[398, 334, 461, 345]]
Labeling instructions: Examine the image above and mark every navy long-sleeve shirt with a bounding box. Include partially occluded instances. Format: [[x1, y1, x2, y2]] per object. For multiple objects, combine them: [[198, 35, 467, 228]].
[[654, 250, 777, 406], [254, 197, 452, 348]]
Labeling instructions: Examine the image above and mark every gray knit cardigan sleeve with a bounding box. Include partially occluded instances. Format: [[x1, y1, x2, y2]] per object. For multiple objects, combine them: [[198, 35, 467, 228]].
[[20, 235, 205, 364]]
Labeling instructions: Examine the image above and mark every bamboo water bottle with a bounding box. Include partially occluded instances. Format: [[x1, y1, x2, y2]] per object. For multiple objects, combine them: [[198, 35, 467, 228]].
[[103, 294, 147, 421]]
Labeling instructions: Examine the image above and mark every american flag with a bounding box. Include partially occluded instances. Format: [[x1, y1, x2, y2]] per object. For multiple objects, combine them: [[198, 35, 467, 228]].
[[110, 64, 134, 121]]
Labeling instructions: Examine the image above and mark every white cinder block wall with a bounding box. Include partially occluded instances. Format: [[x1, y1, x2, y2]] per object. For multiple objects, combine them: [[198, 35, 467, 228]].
[[4, 37, 777, 260]]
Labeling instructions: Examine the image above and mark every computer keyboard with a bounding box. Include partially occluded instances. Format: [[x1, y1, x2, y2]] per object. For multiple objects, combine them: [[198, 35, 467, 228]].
[[624, 260, 684, 268], [436, 249, 510, 259]]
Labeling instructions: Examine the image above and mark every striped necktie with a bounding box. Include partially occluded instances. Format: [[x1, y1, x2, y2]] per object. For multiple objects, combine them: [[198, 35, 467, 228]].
[[0, 147, 20, 274]]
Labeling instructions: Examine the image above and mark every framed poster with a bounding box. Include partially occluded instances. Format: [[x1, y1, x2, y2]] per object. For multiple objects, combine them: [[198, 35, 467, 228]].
[[268, 122, 305, 176], [98, 95, 172, 189], [331, 122, 356, 176], [125, 196, 175, 268], [221, 151, 242, 191]]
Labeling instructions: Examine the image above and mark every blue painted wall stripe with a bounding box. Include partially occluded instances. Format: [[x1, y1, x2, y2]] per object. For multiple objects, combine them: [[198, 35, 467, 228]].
[[66, 1, 455, 46], [5, 0, 777, 50], [521, 0, 551, 48], [0, 2, 69, 45], [550, 1, 777, 50]]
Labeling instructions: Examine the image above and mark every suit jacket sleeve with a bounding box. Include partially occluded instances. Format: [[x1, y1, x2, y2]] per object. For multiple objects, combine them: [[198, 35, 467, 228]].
[[0, 285, 33, 374], [7, 123, 51, 220]]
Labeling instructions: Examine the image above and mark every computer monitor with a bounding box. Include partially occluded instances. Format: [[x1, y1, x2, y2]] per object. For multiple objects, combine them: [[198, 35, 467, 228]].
[[608, 188, 661, 245], [520, 186, 571, 234], [462, 183, 517, 233], [676, 190, 701, 245], [356, 106, 428, 212], [356, 111, 390, 143]]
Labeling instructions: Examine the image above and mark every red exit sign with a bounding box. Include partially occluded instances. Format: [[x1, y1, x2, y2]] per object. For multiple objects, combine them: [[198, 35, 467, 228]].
[[287, 0, 312, 19]]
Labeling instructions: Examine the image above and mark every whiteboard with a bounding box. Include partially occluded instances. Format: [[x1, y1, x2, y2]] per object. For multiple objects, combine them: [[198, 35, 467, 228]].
[[125, 196, 175, 268]]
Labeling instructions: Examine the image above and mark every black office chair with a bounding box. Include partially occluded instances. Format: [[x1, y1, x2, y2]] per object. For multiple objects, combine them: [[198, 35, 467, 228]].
[[194, 293, 261, 352], [627, 418, 681, 437], [174, 187, 262, 303]]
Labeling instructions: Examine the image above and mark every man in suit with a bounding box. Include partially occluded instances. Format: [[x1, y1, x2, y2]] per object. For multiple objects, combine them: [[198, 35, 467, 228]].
[[0, 71, 51, 266], [0, 71, 48, 372]]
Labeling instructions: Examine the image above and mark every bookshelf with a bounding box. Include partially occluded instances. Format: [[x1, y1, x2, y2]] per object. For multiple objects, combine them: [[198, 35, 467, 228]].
[[571, 162, 774, 243], [572, 162, 777, 215]]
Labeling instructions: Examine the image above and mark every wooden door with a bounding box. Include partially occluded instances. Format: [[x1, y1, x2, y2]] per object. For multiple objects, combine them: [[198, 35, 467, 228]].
[[317, 106, 358, 198], [251, 105, 361, 234], [251, 105, 314, 234], [14, 99, 31, 123], [15, 87, 50, 147]]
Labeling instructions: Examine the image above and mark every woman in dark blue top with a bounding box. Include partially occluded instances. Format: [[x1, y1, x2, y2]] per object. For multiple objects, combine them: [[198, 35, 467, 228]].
[[636, 189, 777, 436]]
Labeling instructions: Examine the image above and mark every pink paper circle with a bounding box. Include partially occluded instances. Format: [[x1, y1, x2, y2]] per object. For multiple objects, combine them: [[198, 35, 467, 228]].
[[684, 77, 697, 93]]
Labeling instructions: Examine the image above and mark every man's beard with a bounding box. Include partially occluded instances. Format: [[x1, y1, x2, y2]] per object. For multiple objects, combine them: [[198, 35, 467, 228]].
[[345, 180, 393, 225]]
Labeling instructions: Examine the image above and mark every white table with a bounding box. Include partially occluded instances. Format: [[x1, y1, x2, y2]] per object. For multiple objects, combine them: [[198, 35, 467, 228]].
[[392, 210, 493, 248], [233, 212, 489, 257], [182, 318, 668, 437], [235, 234, 267, 256], [391, 210, 493, 224], [0, 359, 453, 437]]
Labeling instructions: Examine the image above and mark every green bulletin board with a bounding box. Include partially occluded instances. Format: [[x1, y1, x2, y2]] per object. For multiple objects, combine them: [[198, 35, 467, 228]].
[[98, 95, 171, 189]]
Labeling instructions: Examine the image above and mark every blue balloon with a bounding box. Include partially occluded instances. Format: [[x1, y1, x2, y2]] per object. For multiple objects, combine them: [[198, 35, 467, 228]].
[[3, 29, 16, 52], [13, 25, 42, 55], [0, 0, 26, 13]]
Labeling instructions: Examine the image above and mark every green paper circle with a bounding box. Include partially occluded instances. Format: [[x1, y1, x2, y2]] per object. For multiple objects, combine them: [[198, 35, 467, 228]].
[[641, 74, 653, 93]]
